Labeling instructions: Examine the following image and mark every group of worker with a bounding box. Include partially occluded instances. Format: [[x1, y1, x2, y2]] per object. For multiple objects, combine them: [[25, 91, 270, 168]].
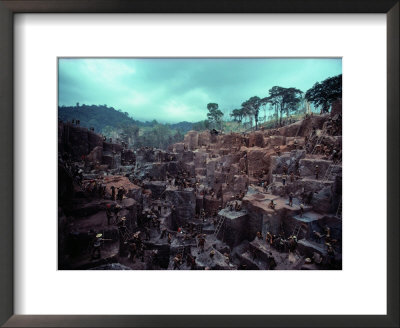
[[61, 111, 342, 270], [84, 179, 107, 198], [61, 157, 84, 185], [263, 231, 298, 253], [105, 203, 122, 225], [173, 170, 196, 190], [109, 185, 126, 201], [127, 231, 146, 263], [324, 114, 342, 136], [89, 231, 112, 260], [226, 200, 242, 212]]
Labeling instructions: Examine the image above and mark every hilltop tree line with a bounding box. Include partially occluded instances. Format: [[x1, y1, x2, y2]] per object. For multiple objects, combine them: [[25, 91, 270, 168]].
[[58, 104, 191, 149], [58, 74, 341, 148], [207, 74, 342, 131]]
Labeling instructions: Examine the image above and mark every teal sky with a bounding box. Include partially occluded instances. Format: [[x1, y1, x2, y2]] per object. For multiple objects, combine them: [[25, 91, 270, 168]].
[[58, 58, 342, 123]]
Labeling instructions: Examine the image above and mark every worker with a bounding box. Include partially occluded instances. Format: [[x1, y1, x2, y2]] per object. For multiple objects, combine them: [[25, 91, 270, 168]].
[[197, 234, 205, 253], [173, 254, 182, 270], [128, 242, 137, 263], [266, 232, 273, 245], [315, 165, 320, 180], [229, 202, 234, 211], [144, 226, 151, 241], [312, 252, 323, 264], [267, 252, 277, 270], [326, 242, 335, 265], [117, 187, 125, 201], [288, 235, 298, 252], [313, 230, 324, 243], [289, 192, 294, 207], [324, 226, 331, 238], [268, 200, 276, 210], [304, 258, 312, 264], [299, 202, 304, 217], [282, 174, 287, 186], [111, 186, 116, 201], [188, 254, 197, 270], [200, 209, 206, 222], [223, 253, 230, 264], [282, 165, 288, 175], [293, 139, 299, 149], [235, 201, 242, 211], [91, 233, 103, 259], [106, 204, 113, 225]]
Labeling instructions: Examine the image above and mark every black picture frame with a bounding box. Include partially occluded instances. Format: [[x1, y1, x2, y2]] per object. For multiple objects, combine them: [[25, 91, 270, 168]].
[[0, 1, 398, 327]]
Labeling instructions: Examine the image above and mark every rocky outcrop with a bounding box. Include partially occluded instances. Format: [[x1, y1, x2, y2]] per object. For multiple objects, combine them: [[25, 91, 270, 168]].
[[165, 188, 196, 228]]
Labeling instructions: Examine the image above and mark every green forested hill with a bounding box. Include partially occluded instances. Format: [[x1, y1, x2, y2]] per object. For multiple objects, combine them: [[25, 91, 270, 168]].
[[58, 104, 196, 149], [58, 104, 140, 132]]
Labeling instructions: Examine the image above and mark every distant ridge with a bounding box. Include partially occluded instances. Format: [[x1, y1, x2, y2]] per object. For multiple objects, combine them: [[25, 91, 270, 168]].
[[58, 104, 193, 134]]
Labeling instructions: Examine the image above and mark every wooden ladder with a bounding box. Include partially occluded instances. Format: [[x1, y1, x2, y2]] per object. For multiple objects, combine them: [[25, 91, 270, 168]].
[[322, 159, 342, 182], [214, 215, 226, 237], [310, 129, 327, 155], [292, 225, 301, 238]]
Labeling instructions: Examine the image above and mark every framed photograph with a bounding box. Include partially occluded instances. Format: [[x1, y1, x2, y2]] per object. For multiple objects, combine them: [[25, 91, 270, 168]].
[[0, 1, 398, 327]]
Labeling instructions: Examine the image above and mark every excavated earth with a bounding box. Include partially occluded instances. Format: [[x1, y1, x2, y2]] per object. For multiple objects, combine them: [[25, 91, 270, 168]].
[[58, 109, 342, 270]]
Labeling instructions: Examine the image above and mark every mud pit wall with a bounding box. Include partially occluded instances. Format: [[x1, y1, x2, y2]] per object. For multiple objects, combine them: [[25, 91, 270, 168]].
[[165, 188, 196, 229], [218, 208, 263, 248]]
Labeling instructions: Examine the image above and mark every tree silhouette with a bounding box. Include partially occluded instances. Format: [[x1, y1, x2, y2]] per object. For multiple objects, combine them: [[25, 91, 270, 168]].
[[268, 86, 303, 125], [242, 96, 261, 130], [305, 74, 342, 113], [206, 103, 224, 131], [230, 108, 244, 123]]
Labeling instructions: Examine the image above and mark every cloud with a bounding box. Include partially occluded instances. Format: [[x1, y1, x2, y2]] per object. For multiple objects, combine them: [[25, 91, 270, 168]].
[[58, 58, 342, 123]]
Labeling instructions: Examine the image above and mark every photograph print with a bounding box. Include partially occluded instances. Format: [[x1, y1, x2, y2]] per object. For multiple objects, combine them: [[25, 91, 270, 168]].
[[58, 58, 342, 270]]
